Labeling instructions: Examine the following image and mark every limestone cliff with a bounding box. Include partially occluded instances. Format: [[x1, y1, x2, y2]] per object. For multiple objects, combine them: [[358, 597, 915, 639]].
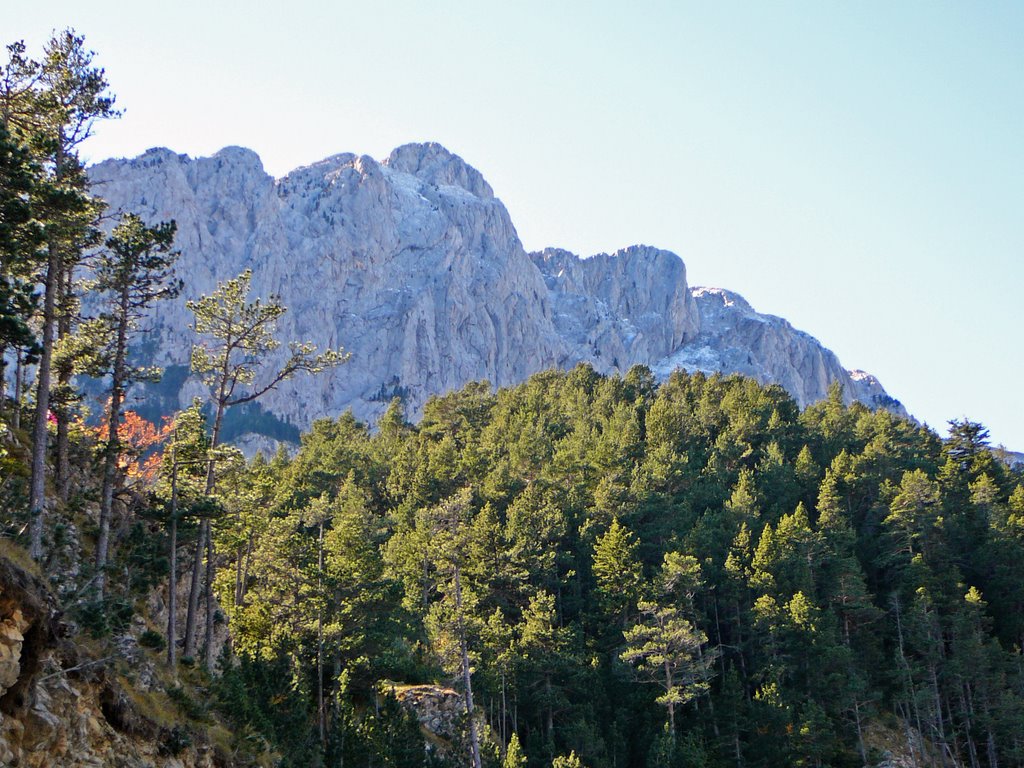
[[652, 287, 907, 414], [530, 245, 699, 372], [88, 143, 904, 443]]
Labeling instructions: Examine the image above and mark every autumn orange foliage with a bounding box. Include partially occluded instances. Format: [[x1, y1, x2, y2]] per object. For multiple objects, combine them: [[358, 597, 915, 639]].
[[94, 407, 173, 486]]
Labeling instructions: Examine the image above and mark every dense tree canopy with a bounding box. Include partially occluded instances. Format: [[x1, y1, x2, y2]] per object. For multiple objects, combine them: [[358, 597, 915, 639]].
[[185, 367, 1023, 767]]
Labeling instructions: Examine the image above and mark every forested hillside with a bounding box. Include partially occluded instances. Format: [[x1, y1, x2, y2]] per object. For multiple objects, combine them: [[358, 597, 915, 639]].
[[3, 29, 1024, 768], [9, 361, 1024, 766], [194, 367, 1024, 768]]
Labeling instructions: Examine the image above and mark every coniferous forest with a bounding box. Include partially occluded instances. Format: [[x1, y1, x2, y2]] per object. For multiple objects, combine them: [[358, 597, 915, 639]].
[[3, 30, 1024, 768]]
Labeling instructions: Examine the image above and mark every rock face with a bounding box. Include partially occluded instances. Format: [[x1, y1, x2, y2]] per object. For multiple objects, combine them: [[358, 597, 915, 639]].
[[530, 246, 699, 373], [653, 288, 908, 414], [386, 681, 491, 762], [0, 555, 218, 767], [87, 142, 904, 443], [387, 683, 466, 754]]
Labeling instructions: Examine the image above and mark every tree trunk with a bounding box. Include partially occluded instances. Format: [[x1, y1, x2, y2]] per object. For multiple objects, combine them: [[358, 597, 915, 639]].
[[501, 670, 507, 747], [13, 349, 23, 431], [95, 286, 130, 599], [422, 550, 430, 610], [186, 391, 225, 669], [546, 674, 554, 742], [733, 599, 749, 682], [454, 564, 482, 768], [204, 528, 216, 669], [167, 444, 179, 669], [183, 519, 206, 658], [55, 263, 74, 502], [958, 679, 980, 768], [944, 693, 963, 768], [893, 596, 925, 764], [853, 697, 868, 767], [930, 664, 949, 768], [167, 509, 178, 667], [317, 520, 326, 751], [987, 728, 999, 768], [895, 701, 920, 768], [240, 531, 254, 605], [28, 237, 60, 560], [665, 662, 675, 742], [200, 395, 227, 670], [234, 542, 244, 607]]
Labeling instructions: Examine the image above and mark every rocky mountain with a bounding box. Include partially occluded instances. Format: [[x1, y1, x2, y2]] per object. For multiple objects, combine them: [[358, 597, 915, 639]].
[[87, 143, 905, 445], [652, 287, 902, 412]]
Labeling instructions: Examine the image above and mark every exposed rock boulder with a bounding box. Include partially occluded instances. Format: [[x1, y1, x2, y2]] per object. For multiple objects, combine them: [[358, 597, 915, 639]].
[[388, 682, 464, 744], [0, 551, 60, 716], [386, 681, 488, 761]]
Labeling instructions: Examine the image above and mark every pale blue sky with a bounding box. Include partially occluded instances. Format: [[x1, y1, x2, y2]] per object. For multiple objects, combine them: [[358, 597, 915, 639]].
[[9, 2, 1024, 449]]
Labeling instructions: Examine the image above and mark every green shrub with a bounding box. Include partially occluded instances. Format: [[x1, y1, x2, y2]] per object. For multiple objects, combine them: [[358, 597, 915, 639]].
[[139, 629, 166, 651], [168, 684, 209, 721], [158, 724, 193, 756]]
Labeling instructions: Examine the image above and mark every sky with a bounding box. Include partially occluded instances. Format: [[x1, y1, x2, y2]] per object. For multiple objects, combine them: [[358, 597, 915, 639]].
[[8, 2, 1024, 449]]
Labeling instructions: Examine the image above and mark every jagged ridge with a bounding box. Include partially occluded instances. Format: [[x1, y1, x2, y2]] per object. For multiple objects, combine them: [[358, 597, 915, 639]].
[[87, 143, 904, 447]]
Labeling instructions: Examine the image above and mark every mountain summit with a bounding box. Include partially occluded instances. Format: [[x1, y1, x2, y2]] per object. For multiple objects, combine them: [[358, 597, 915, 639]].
[[88, 143, 904, 446]]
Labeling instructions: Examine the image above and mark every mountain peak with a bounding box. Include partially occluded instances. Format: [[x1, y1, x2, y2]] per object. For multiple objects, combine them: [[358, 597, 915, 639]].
[[384, 142, 493, 199], [211, 145, 264, 170], [691, 286, 755, 314], [88, 143, 905, 445]]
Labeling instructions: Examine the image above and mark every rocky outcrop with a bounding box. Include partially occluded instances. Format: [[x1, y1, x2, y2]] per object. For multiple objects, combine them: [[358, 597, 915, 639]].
[[863, 721, 963, 768], [386, 681, 485, 761], [0, 553, 227, 767], [652, 287, 907, 414], [88, 143, 904, 444], [388, 682, 464, 743], [531, 246, 699, 372], [0, 551, 60, 716]]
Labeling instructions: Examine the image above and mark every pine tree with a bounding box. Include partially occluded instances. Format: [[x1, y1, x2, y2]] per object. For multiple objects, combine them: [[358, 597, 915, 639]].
[[2, 31, 118, 558], [505, 484, 567, 601], [503, 732, 527, 768], [184, 268, 348, 668], [0, 123, 42, 396], [592, 518, 644, 627], [159, 401, 212, 668], [518, 590, 573, 749], [418, 487, 483, 768], [885, 469, 941, 562], [551, 751, 587, 768], [89, 213, 180, 598], [622, 599, 716, 742], [815, 471, 878, 763]]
